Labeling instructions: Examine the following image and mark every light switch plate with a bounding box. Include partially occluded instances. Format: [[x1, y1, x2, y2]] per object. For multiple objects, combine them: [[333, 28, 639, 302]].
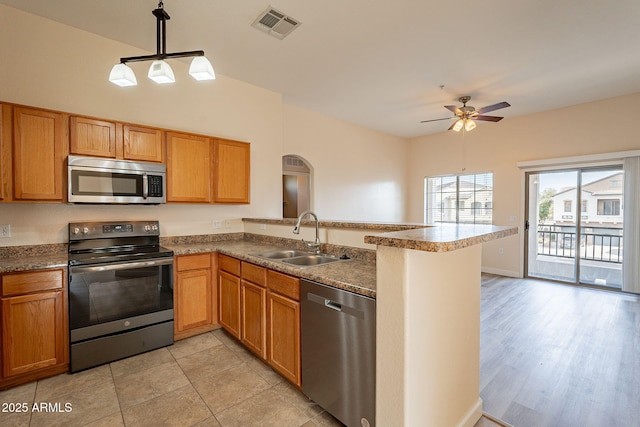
[[0, 224, 11, 238]]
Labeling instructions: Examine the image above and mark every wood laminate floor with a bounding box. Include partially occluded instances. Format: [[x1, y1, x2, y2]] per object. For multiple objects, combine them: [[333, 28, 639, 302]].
[[480, 274, 640, 427]]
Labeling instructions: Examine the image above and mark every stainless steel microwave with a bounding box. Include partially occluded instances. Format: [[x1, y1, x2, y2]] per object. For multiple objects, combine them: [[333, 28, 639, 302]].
[[67, 155, 166, 204]]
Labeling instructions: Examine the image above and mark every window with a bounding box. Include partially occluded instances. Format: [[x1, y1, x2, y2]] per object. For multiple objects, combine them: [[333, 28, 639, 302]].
[[581, 200, 587, 213], [424, 172, 493, 224], [597, 199, 620, 216], [564, 200, 572, 213]]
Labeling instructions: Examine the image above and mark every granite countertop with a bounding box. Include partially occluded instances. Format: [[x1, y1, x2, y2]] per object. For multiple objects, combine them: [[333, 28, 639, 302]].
[[364, 223, 518, 252], [166, 240, 377, 298], [0, 244, 68, 274], [0, 238, 376, 298]]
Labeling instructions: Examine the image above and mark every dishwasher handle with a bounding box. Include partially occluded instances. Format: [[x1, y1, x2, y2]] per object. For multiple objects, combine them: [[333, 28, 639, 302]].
[[306, 292, 364, 319], [324, 299, 342, 311]]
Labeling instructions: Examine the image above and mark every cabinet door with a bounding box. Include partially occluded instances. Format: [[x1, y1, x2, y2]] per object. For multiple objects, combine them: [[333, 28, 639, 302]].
[[69, 116, 118, 158], [175, 269, 212, 333], [166, 132, 212, 203], [2, 291, 66, 378], [0, 104, 11, 201], [213, 138, 250, 204], [267, 291, 301, 386], [123, 124, 164, 163], [13, 107, 67, 201], [241, 280, 267, 359], [218, 270, 241, 338]]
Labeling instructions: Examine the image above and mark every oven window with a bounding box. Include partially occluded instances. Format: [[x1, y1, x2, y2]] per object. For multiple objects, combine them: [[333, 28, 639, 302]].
[[69, 264, 173, 330], [72, 170, 142, 196]]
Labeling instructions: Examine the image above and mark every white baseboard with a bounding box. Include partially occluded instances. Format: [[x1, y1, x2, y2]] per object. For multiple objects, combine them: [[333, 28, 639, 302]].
[[458, 397, 483, 427], [481, 267, 521, 278]]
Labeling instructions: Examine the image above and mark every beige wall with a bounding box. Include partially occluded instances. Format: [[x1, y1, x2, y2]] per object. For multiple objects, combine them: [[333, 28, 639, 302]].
[[407, 92, 640, 276], [0, 5, 409, 246], [283, 104, 408, 221]]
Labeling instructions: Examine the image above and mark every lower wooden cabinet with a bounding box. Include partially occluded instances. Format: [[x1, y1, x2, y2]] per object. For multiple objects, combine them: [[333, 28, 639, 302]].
[[0, 268, 69, 388], [218, 255, 301, 386], [174, 253, 218, 340], [219, 269, 242, 339], [266, 270, 301, 386]]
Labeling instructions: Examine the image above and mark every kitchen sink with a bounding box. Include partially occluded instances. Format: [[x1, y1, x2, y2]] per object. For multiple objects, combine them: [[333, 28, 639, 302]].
[[282, 255, 344, 267], [251, 249, 313, 259], [252, 250, 349, 268]]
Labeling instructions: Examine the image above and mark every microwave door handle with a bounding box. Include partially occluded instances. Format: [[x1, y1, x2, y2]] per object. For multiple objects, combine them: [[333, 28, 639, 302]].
[[142, 173, 149, 199], [70, 258, 174, 273]]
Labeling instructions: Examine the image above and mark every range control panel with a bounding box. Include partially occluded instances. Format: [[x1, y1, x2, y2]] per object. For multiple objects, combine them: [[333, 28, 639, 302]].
[[69, 220, 160, 240]]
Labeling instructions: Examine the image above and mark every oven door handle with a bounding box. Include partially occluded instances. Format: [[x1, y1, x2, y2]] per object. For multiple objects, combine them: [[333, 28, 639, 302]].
[[70, 258, 173, 273]]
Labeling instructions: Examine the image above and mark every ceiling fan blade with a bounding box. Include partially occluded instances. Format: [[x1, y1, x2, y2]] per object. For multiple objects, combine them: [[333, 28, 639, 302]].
[[444, 105, 462, 115], [477, 101, 510, 114], [475, 115, 504, 122], [420, 117, 454, 123]]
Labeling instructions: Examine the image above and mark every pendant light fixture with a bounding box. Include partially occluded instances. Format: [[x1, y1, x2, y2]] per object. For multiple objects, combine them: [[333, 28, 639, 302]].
[[109, 1, 215, 87]]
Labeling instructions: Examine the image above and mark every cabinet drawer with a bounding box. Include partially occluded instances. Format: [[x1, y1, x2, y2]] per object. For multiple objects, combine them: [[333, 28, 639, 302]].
[[177, 253, 211, 272], [2, 269, 63, 296], [267, 270, 300, 301], [241, 262, 266, 287], [219, 254, 241, 276]]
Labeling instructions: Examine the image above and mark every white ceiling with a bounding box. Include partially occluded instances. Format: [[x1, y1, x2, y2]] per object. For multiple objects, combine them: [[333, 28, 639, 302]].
[[3, 0, 640, 138]]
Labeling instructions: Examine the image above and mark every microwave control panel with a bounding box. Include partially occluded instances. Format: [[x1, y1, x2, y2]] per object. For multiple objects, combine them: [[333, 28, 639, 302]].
[[148, 175, 163, 197]]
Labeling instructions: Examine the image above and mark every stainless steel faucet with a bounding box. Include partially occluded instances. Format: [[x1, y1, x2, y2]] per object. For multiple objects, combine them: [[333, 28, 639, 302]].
[[293, 210, 321, 254]]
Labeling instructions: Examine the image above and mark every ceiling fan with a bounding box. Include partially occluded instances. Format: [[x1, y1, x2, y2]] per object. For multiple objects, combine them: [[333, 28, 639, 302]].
[[421, 96, 511, 132]]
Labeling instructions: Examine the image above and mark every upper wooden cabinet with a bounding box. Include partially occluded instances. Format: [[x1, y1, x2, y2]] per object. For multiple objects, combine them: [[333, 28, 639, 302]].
[[213, 138, 250, 204], [70, 116, 164, 163], [13, 106, 67, 201], [123, 124, 164, 163], [0, 104, 11, 201], [166, 131, 213, 203]]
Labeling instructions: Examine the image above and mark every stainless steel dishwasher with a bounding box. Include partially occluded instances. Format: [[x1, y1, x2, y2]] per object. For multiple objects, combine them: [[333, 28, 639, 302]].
[[301, 279, 376, 427]]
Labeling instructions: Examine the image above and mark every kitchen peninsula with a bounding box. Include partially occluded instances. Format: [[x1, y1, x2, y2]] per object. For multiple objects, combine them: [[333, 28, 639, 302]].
[[0, 218, 516, 427]]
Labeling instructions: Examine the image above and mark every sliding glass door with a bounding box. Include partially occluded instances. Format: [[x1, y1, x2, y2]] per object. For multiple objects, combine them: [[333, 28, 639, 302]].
[[525, 167, 623, 289]]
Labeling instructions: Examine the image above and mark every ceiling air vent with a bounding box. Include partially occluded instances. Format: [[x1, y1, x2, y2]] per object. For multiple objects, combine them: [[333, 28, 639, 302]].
[[252, 6, 301, 39]]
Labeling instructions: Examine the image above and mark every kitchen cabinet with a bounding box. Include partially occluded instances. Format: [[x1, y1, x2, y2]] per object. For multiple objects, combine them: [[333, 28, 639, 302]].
[[174, 253, 218, 340], [218, 255, 242, 339], [240, 262, 267, 359], [213, 138, 250, 204], [0, 268, 69, 388], [217, 255, 301, 386], [267, 270, 301, 386], [12, 106, 67, 201], [166, 131, 213, 203], [70, 116, 164, 163], [0, 103, 11, 201]]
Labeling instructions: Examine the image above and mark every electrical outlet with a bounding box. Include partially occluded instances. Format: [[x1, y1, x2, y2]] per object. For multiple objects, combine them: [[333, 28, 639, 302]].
[[223, 220, 232, 229], [212, 220, 223, 229], [0, 224, 11, 238], [498, 247, 504, 254], [259, 224, 267, 230]]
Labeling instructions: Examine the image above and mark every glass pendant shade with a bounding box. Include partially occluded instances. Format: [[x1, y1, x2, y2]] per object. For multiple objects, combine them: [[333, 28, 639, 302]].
[[148, 60, 175, 84], [108, 63, 137, 87], [452, 119, 464, 132], [189, 56, 216, 80], [464, 119, 477, 131]]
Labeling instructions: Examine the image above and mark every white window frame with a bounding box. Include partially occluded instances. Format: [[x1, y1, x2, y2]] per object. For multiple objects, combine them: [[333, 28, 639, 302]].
[[424, 172, 494, 224]]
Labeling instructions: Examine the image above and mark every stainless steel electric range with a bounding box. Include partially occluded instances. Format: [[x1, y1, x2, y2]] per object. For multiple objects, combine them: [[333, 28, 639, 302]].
[[67, 220, 174, 372]]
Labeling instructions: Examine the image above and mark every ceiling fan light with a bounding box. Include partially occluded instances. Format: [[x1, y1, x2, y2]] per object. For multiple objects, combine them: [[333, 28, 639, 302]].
[[452, 119, 464, 132], [108, 63, 137, 87], [189, 56, 216, 80], [464, 119, 477, 132], [148, 60, 175, 84]]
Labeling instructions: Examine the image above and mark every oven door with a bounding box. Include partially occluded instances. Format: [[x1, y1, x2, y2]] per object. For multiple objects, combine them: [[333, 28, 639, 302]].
[[69, 257, 174, 343]]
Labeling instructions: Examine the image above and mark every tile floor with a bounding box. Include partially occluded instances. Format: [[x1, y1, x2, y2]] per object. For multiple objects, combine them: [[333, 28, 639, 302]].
[[0, 328, 502, 427]]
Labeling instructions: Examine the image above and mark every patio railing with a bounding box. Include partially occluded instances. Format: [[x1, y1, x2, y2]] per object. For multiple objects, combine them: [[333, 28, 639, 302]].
[[537, 228, 623, 263]]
